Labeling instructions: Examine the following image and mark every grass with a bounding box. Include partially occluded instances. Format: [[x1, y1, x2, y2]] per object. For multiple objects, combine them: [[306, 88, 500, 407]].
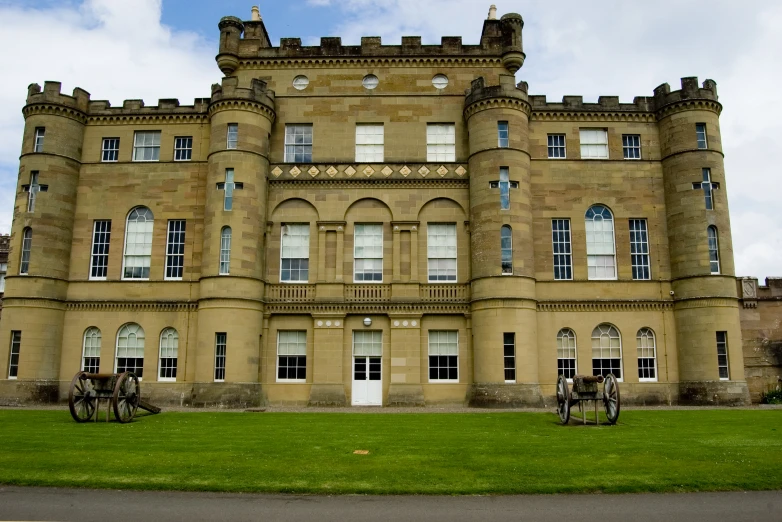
[[0, 409, 780, 494]]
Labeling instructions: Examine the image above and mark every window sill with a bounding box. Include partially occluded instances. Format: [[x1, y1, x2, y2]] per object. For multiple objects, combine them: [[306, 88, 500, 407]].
[[8, 376, 17, 380], [89, 277, 107, 281], [173, 159, 192, 162], [426, 280, 458, 284], [280, 280, 309, 284], [214, 379, 225, 383], [158, 378, 176, 382], [719, 377, 730, 381], [164, 278, 183, 281], [101, 160, 118, 163], [504, 380, 516, 384], [353, 280, 384, 284], [121, 278, 150, 281], [131, 159, 160, 163], [547, 157, 567, 160], [429, 379, 459, 383], [587, 277, 618, 281], [638, 378, 658, 383], [276, 379, 307, 384], [623, 158, 642, 161], [219, 272, 230, 276]]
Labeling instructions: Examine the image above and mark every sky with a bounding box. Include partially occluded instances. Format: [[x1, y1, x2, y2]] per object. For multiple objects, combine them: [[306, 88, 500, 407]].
[[0, 0, 779, 281]]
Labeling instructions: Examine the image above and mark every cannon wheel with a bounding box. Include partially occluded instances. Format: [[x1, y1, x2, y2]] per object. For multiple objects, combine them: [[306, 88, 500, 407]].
[[112, 372, 140, 423], [68, 372, 97, 422], [603, 373, 620, 424], [556, 374, 570, 425]]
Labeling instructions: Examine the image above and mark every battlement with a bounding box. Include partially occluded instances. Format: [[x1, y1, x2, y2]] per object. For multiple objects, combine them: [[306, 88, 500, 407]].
[[210, 76, 275, 110], [464, 75, 529, 109], [86, 98, 210, 117], [529, 94, 654, 113], [26, 82, 90, 113], [653, 77, 718, 109]]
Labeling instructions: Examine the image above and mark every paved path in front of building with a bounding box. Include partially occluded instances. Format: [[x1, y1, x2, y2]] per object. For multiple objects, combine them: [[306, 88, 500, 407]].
[[1, 486, 780, 522]]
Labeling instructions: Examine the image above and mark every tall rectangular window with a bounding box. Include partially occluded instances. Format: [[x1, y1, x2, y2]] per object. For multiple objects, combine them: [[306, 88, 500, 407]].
[[354, 224, 383, 282], [557, 329, 577, 379], [629, 219, 650, 280], [503, 332, 516, 382], [90, 220, 111, 280], [622, 134, 641, 159], [165, 220, 186, 280], [281, 224, 310, 282], [355, 124, 384, 162], [426, 124, 456, 162], [8, 331, 21, 378], [716, 331, 729, 380], [220, 227, 232, 275], [702, 168, 714, 210], [27, 172, 39, 212], [284, 124, 313, 162], [547, 134, 566, 159], [696, 123, 708, 149], [174, 136, 192, 161], [552, 219, 572, 280], [102, 138, 120, 162], [20, 228, 32, 275], [34, 127, 45, 153], [214, 333, 227, 382], [427, 223, 457, 282], [708, 226, 720, 275], [0, 261, 7, 293], [497, 121, 509, 148], [226, 124, 238, 149], [499, 167, 510, 210], [580, 129, 608, 159], [132, 131, 161, 161], [428, 330, 458, 382], [277, 331, 306, 382]]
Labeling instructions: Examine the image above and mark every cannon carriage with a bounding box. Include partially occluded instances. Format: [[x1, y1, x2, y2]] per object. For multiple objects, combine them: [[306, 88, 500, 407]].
[[68, 371, 161, 423], [556, 374, 620, 425]]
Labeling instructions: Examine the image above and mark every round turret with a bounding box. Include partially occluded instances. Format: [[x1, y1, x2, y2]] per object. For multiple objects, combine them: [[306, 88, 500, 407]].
[[217, 16, 244, 75]]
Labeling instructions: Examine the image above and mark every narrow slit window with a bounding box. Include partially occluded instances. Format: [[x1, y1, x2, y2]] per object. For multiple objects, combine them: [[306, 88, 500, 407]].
[[498, 121, 509, 148], [708, 226, 720, 274], [20, 228, 32, 275], [499, 167, 510, 210], [501, 225, 512, 274], [34, 127, 45, 153], [716, 331, 729, 380], [219, 227, 232, 275], [9, 331, 22, 378], [503, 332, 515, 382], [696, 123, 708, 149], [215, 333, 227, 382], [226, 124, 238, 149]]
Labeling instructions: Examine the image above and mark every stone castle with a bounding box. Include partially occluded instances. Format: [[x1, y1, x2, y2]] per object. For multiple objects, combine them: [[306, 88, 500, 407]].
[[1, 6, 779, 407]]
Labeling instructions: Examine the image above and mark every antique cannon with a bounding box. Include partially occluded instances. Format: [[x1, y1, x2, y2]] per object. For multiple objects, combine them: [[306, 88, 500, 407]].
[[556, 374, 620, 425], [68, 371, 161, 423]]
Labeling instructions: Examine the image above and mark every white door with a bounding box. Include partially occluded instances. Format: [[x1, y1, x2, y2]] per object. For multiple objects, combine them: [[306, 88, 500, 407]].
[[352, 331, 382, 406]]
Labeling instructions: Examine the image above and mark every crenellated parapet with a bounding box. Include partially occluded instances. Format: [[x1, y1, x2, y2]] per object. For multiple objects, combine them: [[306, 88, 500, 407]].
[[464, 75, 530, 119], [653, 77, 720, 117], [209, 76, 275, 121], [23, 82, 91, 123], [86, 98, 210, 124]]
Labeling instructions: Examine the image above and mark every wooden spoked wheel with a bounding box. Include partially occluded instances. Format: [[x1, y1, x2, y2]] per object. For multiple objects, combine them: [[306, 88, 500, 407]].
[[603, 373, 620, 424], [68, 372, 97, 422], [112, 372, 140, 423], [556, 374, 570, 425]]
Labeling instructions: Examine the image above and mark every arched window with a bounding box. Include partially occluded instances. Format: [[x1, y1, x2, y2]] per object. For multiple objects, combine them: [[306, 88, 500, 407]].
[[116, 323, 145, 377], [20, 227, 32, 275], [123, 207, 154, 279], [158, 328, 178, 381], [591, 324, 622, 379], [637, 327, 657, 381], [501, 225, 512, 275], [557, 328, 577, 379], [585, 205, 616, 280], [219, 226, 232, 275], [707, 226, 720, 274], [82, 327, 101, 373]]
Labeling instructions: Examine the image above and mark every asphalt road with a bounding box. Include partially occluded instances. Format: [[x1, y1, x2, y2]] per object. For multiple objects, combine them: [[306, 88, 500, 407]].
[[1, 486, 781, 521]]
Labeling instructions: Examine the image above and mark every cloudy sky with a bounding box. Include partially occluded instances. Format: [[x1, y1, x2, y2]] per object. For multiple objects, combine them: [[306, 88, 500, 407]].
[[0, 0, 779, 280]]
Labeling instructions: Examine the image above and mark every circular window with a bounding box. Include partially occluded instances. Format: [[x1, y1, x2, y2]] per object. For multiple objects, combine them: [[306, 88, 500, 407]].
[[292, 75, 309, 90], [432, 74, 449, 89], [362, 74, 379, 90]]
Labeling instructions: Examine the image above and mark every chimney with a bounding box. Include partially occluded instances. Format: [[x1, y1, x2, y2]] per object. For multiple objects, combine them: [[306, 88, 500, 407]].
[[251, 5, 261, 21], [488, 4, 497, 20]]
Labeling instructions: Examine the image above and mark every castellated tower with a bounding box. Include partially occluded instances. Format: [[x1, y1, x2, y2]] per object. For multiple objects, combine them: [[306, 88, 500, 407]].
[[0, 82, 87, 395], [655, 78, 749, 404]]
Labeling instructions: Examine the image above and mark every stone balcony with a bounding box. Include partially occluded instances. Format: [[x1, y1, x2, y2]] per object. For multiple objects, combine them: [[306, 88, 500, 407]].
[[264, 283, 470, 303]]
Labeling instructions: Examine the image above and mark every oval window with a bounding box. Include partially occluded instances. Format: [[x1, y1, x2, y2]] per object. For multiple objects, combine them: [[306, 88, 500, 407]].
[[362, 74, 379, 90], [292, 75, 309, 90], [432, 74, 449, 89]]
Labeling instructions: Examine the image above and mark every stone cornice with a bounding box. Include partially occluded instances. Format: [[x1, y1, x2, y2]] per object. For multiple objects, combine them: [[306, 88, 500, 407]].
[[464, 97, 531, 119], [239, 56, 503, 70], [265, 302, 470, 315], [66, 301, 198, 312], [661, 148, 725, 162], [87, 113, 208, 125], [208, 99, 276, 122], [655, 99, 722, 120], [530, 111, 656, 123], [673, 297, 739, 310], [536, 301, 673, 312], [269, 179, 469, 189], [23, 103, 87, 124]]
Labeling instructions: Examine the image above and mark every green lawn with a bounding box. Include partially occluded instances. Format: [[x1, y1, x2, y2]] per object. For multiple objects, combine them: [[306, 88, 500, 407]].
[[0, 409, 780, 494]]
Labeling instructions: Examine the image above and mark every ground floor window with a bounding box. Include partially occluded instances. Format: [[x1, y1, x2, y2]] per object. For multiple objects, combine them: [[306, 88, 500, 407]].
[[429, 330, 458, 382], [116, 323, 144, 378], [277, 330, 306, 381], [717, 331, 729, 380], [503, 332, 515, 382], [636, 327, 657, 381], [215, 333, 227, 382], [557, 328, 577, 379], [158, 328, 178, 381], [82, 327, 101, 373], [591, 324, 621, 379], [8, 331, 21, 378]]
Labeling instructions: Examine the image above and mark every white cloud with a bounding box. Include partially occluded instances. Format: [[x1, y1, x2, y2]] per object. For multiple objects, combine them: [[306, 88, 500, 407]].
[[0, 0, 218, 233]]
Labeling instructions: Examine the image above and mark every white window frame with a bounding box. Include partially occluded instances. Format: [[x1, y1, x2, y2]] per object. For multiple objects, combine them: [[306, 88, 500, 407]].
[[696, 123, 708, 149], [636, 327, 657, 382], [34, 127, 45, 153], [355, 124, 384, 163], [501, 225, 512, 275], [585, 205, 617, 280], [214, 333, 227, 382], [580, 129, 608, 159], [426, 123, 456, 162], [0, 262, 7, 293], [276, 330, 307, 383], [102, 137, 120, 162], [498, 121, 509, 148], [708, 226, 720, 275], [20, 228, 32, 275], [503, 332, 515, 383], [164, 219, 186, 281], [557, 328, 577, 381], [428, 330, 459, 383], [591, 324, 622, 381], [174, 136, 193, 161], [353, 224, 383, 283], [8, 331, 21, 379], [547, 134, 566, 159], [158, 327, 178, 382], [629, 219, 651, 280], [219, 227, 232, 275], [717, 331, 729, 380], [702, 168, 714, 210], [226, 124, 238, 149], [81, 327, 101, 373], [132, 131, 161, 162], [122, 207, 154, 280], [115, 323, 145, 379], [552, 219, 573, 280], [27, 171, 39, 213], [622, 134, 641, 159], [90, 220, 111, 280], [427, 223, 457, 283], [284, 124, 313, 163], [280, 224, 310, 283]]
